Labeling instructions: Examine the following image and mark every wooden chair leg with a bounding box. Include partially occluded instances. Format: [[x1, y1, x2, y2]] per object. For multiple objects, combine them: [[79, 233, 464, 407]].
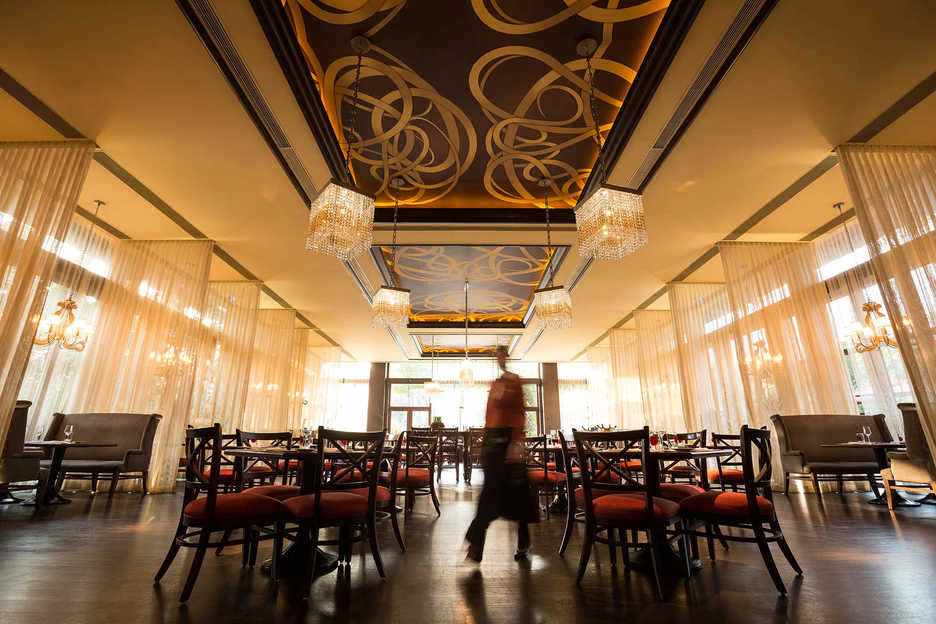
[[647, 530, 665, 601], [154, 520, 186, 582], [883, 477, 895, 510], [271, 521, 284, 580], [90, 472, 98, 494], [429, 481, 441, 516], [810, 473, 822, 501], [179, 530, 210, 602], [575, 523, 594, 584], [837, 473, 844, 494], [705, 521, 716, 561], [752, 524, 786, 595], [141, 471, 148, 495], [302, 524, 320, 598], [771, 520, 802, 574], [868, 472, 883, 499], [390, 503, 406, 552], [677, 521, 691, 577], [367, 518, 386, 578], [241, 527, 250, 565], [620, 529, 630, 568], [607, 527, 617, 568], [108, 470, 119, 498], [558, 498, 575, 556], [783, 472, 790, 496], [216, 529, 233, 556], [712, 523, 730, 551], [248, 529, 259, 567]]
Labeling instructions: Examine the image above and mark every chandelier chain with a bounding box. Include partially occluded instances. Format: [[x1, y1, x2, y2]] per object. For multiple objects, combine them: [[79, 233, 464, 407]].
[[345, 51, 364, 171], [71, 199, 103, 300], [585, 52, 602, 150]]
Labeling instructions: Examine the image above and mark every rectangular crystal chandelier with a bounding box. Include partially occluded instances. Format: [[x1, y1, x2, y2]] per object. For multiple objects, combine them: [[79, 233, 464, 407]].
[[306, 180, 375, 261], [575, 183, 647, 260], [533, 285, 573, 329], [370, 285, 411, 328]]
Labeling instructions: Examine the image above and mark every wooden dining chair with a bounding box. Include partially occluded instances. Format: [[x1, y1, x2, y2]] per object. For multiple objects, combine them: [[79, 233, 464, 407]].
[[376, 432, 407, 552], [660, 430, 707, 484], [525, 435, 566, 520], [464, 427, 485, 485], [678, 425, 803, 594], [236, 429, 293, 485], [281, 428, 386, 594], [558, 430, 605, 557], [436, 428, 464, 482], [384, 433, 440, 514], [709, 432, 745, 491], [574, 427, 691, 600], [154, 424, 290, 602]]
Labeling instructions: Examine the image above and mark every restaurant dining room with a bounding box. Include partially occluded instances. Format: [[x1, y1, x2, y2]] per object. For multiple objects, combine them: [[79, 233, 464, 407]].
[[1, 1, 935, 623]]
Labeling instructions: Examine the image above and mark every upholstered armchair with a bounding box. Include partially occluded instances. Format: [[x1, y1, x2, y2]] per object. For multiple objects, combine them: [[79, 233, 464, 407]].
[[881, 403, 936, 509], [0, 401, 47, 504]]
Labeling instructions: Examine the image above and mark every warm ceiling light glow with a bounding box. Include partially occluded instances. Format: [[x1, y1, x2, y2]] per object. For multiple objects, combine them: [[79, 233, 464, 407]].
[[371, 286, 411, 328], [575, 184, 647, 260], [306, 180, 375, 261]]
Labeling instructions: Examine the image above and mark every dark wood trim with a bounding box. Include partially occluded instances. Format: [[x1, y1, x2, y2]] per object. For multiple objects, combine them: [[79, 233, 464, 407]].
[[174, 0, 311, 204], [0, 68, 84, 139], [373, 207, 575, 225], [578, 0, 705, 201], [636, 0, 780, 193], [249, 0, 350, 185]]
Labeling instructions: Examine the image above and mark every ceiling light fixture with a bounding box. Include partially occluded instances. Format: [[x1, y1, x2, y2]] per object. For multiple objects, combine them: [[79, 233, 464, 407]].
[[424, 335, 444, 395], [459, 279, 474, 385], [833, 202, 898, 353], [533, 178, 572, 329], [33, 199, 105, 352], [574, 37, 647, 261], [371, 176, 411, 328], [306, 35, 375, 261]]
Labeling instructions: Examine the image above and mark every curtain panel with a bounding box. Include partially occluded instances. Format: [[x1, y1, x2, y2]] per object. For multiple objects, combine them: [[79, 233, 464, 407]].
[[242, 309, 296, 433], [0, 141, 94, 450], [634, 310, 686, 432], [19, 216, 116, 440], [302, 345, 341, 429], [669, 282, 749, 434], [583, 345, 617, 429], [188, 281, 261, 431], [608, 329, 647, 429], [69, 239, 213, 493], [838, 143, 936, 460], [286, 328, 311, 433], [815, 219, 912, 435]]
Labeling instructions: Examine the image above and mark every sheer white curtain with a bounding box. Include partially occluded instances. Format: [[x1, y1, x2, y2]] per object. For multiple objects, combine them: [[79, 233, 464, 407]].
[[19, 216, 116, 439], [287, 328, 311, 433], [838, 144, 936, 457], [70, 239, 213, 493], [634, 310, 687, 432], [718, 241, 856, 424], [0, 141, 94, 450], [669, 282, 749, 434], [242, 309, 295, 432], [557, 362, 593, 431], [608, 328, 647, 429], [188, 281, 260, 430], [815, 219, 912, 435], [584, 345, 617, 429], [303, 346, 341, 429]]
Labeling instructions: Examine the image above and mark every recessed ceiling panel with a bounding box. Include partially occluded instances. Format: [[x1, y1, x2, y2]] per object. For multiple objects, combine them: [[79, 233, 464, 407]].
[[375, 244, 568, 326], [414, 333, 519, 357], [282, 0, 669, 209]]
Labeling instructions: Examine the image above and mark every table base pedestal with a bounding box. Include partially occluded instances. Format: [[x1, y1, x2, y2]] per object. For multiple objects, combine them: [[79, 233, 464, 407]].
[[260, 545, 339, 579]]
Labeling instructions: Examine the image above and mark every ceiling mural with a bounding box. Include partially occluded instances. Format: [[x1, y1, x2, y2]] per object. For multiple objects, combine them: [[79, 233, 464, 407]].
[[373, 244, 568, 326], [413, 333, 519, 357], [283, 0, 670, 209]]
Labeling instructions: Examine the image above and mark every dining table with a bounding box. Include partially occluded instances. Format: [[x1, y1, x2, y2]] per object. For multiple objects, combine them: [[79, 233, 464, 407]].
[[225, 445, 394, 579], [820, 441, 914, 506], [23, 440, 118, 505]]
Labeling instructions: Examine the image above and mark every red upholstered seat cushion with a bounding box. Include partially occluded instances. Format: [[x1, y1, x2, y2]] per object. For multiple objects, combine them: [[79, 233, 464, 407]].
[[242, 485, 301, 500], [592, 493, 679, 524], [621, 461, 642, 470], [679, 491, 774, 517], [664, 465, 698, 474], [573, 486, 611, 505], [278, 459, 302, 471], [658, 483, 704, 502], [202, 469, 235, 482], [183, 493, 288, 522], [382, 467, 431, 487], [285, 491, 370, 522], [594, 471, 621, 484], [708, 468, 745, 483], [527, 470, 566, 485], [546, 462, 581, 474], [245, 464, 274, 474], [333, 469, 365, 482], [346, 486, 392, 506]]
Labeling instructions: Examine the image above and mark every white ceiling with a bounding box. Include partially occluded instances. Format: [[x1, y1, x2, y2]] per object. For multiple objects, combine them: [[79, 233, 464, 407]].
[[1, 0, 934, 362]]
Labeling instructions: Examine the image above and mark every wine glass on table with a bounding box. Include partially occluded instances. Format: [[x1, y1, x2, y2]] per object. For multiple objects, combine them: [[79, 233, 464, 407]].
[[862, 425, 873, 444], [63, 424, 75, 442]]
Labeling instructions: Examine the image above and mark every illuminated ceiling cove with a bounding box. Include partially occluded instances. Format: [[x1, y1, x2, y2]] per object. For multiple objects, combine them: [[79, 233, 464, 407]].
[[282, 0, 670, 209]]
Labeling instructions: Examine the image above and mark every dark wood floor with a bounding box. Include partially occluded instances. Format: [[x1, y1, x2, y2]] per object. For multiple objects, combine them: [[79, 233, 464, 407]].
[[1, 476, 935, 624]]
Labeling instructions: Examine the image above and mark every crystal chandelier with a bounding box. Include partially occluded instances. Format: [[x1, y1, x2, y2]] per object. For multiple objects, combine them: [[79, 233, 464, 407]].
[[574, 37, 647, 261], [832, 203, 899, 354], [371, 176, 410, 327], [33, 199, 105, 352], [850, 303, 898, 353], [533, 178, 572, 328], [306, 36, 375, 261], [459, 279, 474, 385]]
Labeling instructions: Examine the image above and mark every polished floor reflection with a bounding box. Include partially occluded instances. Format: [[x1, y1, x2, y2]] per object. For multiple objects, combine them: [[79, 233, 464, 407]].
[[1, 477, 934, 623]]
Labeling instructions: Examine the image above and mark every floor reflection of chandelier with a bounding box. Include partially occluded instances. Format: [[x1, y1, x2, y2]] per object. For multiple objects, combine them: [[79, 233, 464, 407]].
[[850, 301, 898, 353]]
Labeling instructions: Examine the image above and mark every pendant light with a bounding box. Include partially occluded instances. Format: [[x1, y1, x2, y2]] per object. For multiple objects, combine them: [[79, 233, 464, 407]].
[[306, 35, 376, 261], [574, 37, 647, 261], [459, 279, 474, 385], [424, 335, 444, 395], [533, 178, 572, 328], [33, 200, 104, 352], [834, 202, 898, 353], [371, 176, 411, 327]]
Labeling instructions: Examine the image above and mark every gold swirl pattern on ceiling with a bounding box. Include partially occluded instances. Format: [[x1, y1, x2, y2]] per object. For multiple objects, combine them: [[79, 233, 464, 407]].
[[378, 245, 564, 324], [283, 0, 669, 209]]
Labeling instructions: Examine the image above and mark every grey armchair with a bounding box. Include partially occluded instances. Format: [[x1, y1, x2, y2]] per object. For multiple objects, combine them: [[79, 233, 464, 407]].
[[0, 401, 47, 504], [881, 403, 936, 509], [41, 412, 161, 497]]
